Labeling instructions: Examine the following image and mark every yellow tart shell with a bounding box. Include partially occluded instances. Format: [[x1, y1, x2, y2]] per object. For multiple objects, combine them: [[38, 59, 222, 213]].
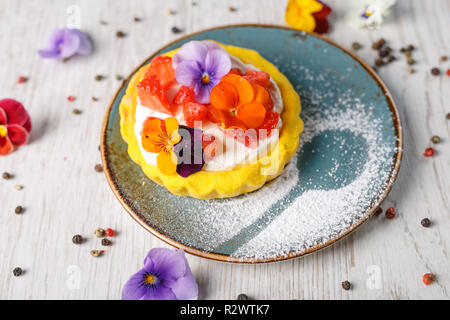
[[119, 43, 303, 199]]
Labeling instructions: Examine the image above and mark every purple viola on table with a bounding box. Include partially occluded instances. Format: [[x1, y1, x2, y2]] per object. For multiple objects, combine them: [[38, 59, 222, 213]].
[[173, 40, 231, 104], [38, 28, 92, 60], [122, 248, 198, 300]]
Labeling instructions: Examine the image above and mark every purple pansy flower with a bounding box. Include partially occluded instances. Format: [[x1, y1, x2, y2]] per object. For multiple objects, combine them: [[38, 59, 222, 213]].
[[173, 40, 231, 104], [38, 28, 92, 60], [174, 126, 205, 178], [122, 248, 198, 300]]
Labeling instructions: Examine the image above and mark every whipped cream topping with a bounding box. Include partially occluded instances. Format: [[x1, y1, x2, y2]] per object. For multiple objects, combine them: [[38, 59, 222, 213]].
[[134, 56, 283, 171]]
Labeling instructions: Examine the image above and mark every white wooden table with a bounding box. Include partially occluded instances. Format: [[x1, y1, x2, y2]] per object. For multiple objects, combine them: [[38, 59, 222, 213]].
[[1, 0, 449, 300]]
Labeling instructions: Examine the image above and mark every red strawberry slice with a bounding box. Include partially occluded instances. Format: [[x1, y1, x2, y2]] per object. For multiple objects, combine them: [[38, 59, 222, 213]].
[[224, 128, 258, 149], [137, 75, 174, 114], [144, 56, 175, 90], [228, 68, 243, 76], [258, 111, 279, 137], [182, 102, 209, 127], [243, 68, 272, 88], [173, 86, 195, 105], [202, 134, 217, 161]]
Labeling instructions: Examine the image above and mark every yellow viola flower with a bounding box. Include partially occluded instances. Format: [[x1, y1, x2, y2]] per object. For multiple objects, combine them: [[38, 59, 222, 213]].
[[285, 0, 324, 32], [141, 117, 181, 175]]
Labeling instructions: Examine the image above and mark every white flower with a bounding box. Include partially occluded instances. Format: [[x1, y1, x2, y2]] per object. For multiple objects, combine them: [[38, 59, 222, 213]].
[[345, 0, 396, 29]]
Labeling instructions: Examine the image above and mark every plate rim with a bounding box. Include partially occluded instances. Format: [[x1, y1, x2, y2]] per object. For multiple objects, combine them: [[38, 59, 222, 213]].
[[101, 24, 403, 264]]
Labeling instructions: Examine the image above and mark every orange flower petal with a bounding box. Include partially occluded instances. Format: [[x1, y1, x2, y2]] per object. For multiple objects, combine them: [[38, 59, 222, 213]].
[[222, 74, 254, 107], [236, 101, 267, 128], [164, 117, 181, 144], [156, 148, 178, 175], [141, 118, 166, 153], [253, 84, 273, 110], [210, 82, 239, 111]]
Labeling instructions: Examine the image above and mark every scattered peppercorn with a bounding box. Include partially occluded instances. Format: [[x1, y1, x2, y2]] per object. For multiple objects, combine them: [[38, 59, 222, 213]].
[[95, 74, 105, 81], [431, 67, 440, 76], [422, 273, 435, 285], [407, 57, 415, 65], [407, 66, 414, 74], [101, 238, 112, 246], [14, 185, 23, 191], [228, 7, 237, 12], [133, 17, 142, 22], [375, 58, 384, 66], [94, 228, 105, 238], [446, 69, 450, 76], [351, 42, 361, 50], [400, 47, 406, 53], [192, 2, 198, 6], [407, 44, 415, 51], [13, 267, 23, 277], [387, 55, 396, 63], [94, 164, 103, 172], [237, 293, 248, 300], [72, 234, 83, 244], [67, 96, 76, 102], [72, 109, 82, 115], [341, 281, 351, 290], [421, 218, 431, 228], [100, 20, 108, 25], [385, 207, 396, 219], [374, 207, 383, 217], [105, 228, 115, 237], [92, 97, 99, 102], [171, 26, 183, 34], [116, 31, 127, 38], [15, 206, 24, 214], [379, 49, 389, 58], [440, 55, 448, 62], [115, 74, 123, 81], [2, 172, 12, 180], [90, 250, 104, 257], [166, 9, 176, 15], [446, 113, 450, 120], [17, 76, 28, 84], [423, 147, 435, 157], [430, 135, 441, 144]]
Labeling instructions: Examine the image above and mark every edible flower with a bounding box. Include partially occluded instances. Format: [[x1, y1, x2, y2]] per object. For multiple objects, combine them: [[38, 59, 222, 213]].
[[346, 0, 396, 29], [0, 99, 32, 156], [174, 126, 205, 178], [173, 41, 231, 104], [122, 248, 198, 300], [285, 0, 332, 34], [210, 74, 269, 129], [141, 117, 181, 175], [38, 28, 92, 60]]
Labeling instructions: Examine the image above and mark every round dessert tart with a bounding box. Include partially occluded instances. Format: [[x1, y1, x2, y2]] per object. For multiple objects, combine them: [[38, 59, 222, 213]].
[[119, 40, 303, 199]]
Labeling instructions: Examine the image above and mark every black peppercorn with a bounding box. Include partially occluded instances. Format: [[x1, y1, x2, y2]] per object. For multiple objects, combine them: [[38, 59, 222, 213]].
[[15, 206, 24, 214], [421, 218, 431, 228], [407, 44, 415, 51], [2, 172, 12, 180], [342, 280, 351, 290], [374, 207, 383, 217], [171, 26, 183, 34], [431, 67, 440, 76], [351, 42, 361, 50], [72, 234, 83, 244], [102, 238, 112, 246], [375, 58, 384, 66], [237, 293, 248, 300], [116, 31, 127, 38], [13, 267, 23, 277], [94, 164, 103, 172]]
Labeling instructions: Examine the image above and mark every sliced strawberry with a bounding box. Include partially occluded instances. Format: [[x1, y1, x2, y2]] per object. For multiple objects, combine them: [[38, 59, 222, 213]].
[[243, 68, 272, 88], [137, 75, 174, 114], [224, 128, 258, 149], [182, 102, 209, 127], [144, 56, 175, 89], [202, 134, 217, 161], [173, 86, 195, 105], [258, 111, 279, 138], [228, 67, 243, 76]]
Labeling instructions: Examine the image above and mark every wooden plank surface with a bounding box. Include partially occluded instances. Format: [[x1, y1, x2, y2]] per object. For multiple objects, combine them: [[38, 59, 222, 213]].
[[0, 0, 449, 299]]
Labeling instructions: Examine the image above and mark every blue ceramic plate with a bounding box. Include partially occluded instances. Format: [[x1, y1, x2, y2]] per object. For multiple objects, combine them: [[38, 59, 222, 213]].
[[101, 25, 402, 263]]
